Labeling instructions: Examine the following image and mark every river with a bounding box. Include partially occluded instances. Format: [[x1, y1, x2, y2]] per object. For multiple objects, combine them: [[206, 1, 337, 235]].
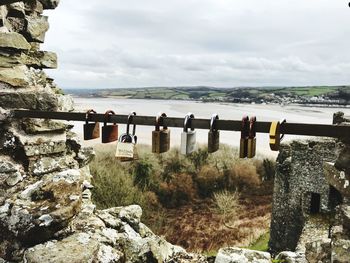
[[72, 97, 350, 157]]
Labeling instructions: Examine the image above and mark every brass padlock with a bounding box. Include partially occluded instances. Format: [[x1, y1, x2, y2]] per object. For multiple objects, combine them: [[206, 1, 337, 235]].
[[208, 114, 220, 153], [102, 110, 118, 143], [269, 119, 286, 151], [247, 116, 256, 158], [152, 112, 170, 154], [83, 109, 100, 140], [239, 116, 249, 158], [116, 112, 138, 161], [180, 113, 196, 155]]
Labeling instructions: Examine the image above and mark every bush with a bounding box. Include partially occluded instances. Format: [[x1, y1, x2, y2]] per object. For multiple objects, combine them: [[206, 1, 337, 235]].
[[213, 190, 240, 216], [160, 148, 193, 182], [157, 173, 196, 208], [133, 158, 161, 191], [226, 161, 261, 192], [188, 147, 209, 171], [196, 165, 224, 197]]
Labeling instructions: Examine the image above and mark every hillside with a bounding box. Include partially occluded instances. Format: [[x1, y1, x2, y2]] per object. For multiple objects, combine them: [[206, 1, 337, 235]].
[[65, 86, 350, 106]]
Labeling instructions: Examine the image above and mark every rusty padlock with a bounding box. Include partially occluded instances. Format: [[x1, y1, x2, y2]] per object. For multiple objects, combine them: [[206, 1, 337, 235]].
[[102, 110, 118, 143], [208, 114, 220, 153], [180, 113, 196, 155], [83, 109, 100, 140], [269, 119, 286, 151], [115, 112, 138, 161], [152, 112, 170, 154], [239, 116, 250, 158], [247, 116, 256, 158]]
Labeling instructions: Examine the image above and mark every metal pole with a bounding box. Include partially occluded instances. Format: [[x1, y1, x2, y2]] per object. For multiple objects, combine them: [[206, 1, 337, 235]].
[[11, 110, 350, 138]]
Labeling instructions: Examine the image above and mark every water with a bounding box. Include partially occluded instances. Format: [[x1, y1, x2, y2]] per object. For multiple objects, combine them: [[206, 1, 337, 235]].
[[72, 97, 350, 157]]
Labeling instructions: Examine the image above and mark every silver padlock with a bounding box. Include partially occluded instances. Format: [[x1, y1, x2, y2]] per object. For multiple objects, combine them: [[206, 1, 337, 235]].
[[180, 113, 196, 155], [115, 112, 138, 161]]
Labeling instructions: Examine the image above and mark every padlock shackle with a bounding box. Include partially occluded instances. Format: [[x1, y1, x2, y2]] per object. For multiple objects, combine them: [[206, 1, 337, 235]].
[[241, 116, 250, 139], [183, 113, 195, 132], [210, 114, 219, 132], [155, 112, 167, 131], [280, 119, 286, 142], [126, 111, 137, 136], [104, 110, 116, 126], [249, 116, 257, 138], [85, 109, 97, 124]]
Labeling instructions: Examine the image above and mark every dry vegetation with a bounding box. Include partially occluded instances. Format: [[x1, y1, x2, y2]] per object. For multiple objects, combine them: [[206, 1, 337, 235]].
[[90, 144, 275, 254]]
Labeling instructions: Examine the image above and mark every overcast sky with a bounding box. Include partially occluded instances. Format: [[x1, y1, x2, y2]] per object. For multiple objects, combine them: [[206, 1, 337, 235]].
[[42, 0, 350, 89]]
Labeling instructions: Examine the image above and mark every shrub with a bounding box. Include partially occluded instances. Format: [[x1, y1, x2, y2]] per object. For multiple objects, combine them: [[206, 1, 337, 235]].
[[157, 173, 195, 208], [226, 161, 261, 192], [160, 148, 193, 182], [188, 147, 209, 171], [133, 157, 161, 191], [213, 190, 240, 216], [196, 165, 224, 197]]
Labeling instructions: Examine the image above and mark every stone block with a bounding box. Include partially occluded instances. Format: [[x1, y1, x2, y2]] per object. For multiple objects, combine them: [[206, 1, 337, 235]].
[[0, 32, 30, 50], [305, 238, 331, 263], [7, 2, 25, 18], [38, 0, 60, 10], [29, 155, 79, 176], [332, 239, 350, 263], [21, 119, 67, 135], [214, 247, 271, 263], [25, 15, 49, 43], [324, 162, 350, 199], [275, 251, 307, 263], [23, 140, 66, 157], [0, 65, 29, 87]]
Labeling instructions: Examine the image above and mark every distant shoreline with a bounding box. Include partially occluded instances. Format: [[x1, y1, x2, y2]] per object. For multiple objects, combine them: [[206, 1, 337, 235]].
[[70, 94, 350, 109]]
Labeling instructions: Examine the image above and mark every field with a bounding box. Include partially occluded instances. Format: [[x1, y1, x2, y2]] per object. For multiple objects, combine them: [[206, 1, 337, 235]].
[[89, 144, 275, 254], [65, 85, 350, 106]]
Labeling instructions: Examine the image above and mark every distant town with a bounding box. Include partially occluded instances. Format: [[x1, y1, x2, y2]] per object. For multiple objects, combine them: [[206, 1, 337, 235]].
[[65, 86, 350, 107]]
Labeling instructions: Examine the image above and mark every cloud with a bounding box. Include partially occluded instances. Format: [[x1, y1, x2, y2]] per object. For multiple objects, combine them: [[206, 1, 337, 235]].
[[42, 0, 350, 88]]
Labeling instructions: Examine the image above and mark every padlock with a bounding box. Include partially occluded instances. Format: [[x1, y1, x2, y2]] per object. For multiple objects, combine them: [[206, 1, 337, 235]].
[[239, 116, 250, 158], [180, 113, 196, 155], [269, 119, 286, 151], [152, 112, 170, 154], [83, 109, 100, 140], [247, 116, 256, 158], [102, 110, 118, 143], [115, 112, 138, 161], [208, 114, 220, 153]]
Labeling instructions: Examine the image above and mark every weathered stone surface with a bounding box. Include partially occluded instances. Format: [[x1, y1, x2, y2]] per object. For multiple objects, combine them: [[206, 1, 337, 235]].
[[324, 162, 350, 198], [269, 139, 337, 253], [21, 119, 67, 135], [57, 94, 74, 112], [25, 15, 49, 43], [7, 2, 25, 18], [24, 0, 44, 15], [0, 90, 59, 110], [38, 0, 60, 10], [0, 50, 57, 69], [332, 239, 350, 263], [275, 251, 307, 263], [6, 17, 26, 34], [29, 155, 79, 176], [0, 65, 28, 87], [304, 238, 331, 263], [214, 247, 271, 263], [0, 32, 30, 50]]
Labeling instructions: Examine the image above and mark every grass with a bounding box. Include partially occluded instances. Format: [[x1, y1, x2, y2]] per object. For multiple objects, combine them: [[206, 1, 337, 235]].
[[247, 232, 270, 251]]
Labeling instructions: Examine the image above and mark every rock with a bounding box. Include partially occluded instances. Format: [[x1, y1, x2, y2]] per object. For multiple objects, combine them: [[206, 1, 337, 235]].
[[57, 94, 74, 112], [29, 155, 79, 176], [324, 162, 350, 198], [5, 171, 22, 186], [23, 233, 122, 263], [0, 32, 30, 50], [23, 140, 66, 157], [214, 247, 271, 263], [332, 239, 350, 263], [25, 15, 49, 43], [21, 119, 67, 135], [0, 90, 59, 110], [275, 251, 307, 263], [24, 0, 44, 15], [0, 50, 58, 69], [7, 2, 25, 18], [0, 65, 29, 87], [38, 0, 60, 10], [304, 238, 331, 263], [118, 205, 143, 227]]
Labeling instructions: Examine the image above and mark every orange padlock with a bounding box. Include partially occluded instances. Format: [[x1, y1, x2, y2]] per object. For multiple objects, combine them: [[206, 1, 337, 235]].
[[83, 109, 100, 140]]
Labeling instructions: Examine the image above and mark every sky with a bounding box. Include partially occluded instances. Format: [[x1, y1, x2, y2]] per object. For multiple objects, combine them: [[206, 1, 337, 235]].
[[42, 0, 350, 89]]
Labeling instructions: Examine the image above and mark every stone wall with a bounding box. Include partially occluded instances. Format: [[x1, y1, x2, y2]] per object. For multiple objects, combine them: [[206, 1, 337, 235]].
[[0, 1, 206, 262], [269, 139, 338, 253]]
